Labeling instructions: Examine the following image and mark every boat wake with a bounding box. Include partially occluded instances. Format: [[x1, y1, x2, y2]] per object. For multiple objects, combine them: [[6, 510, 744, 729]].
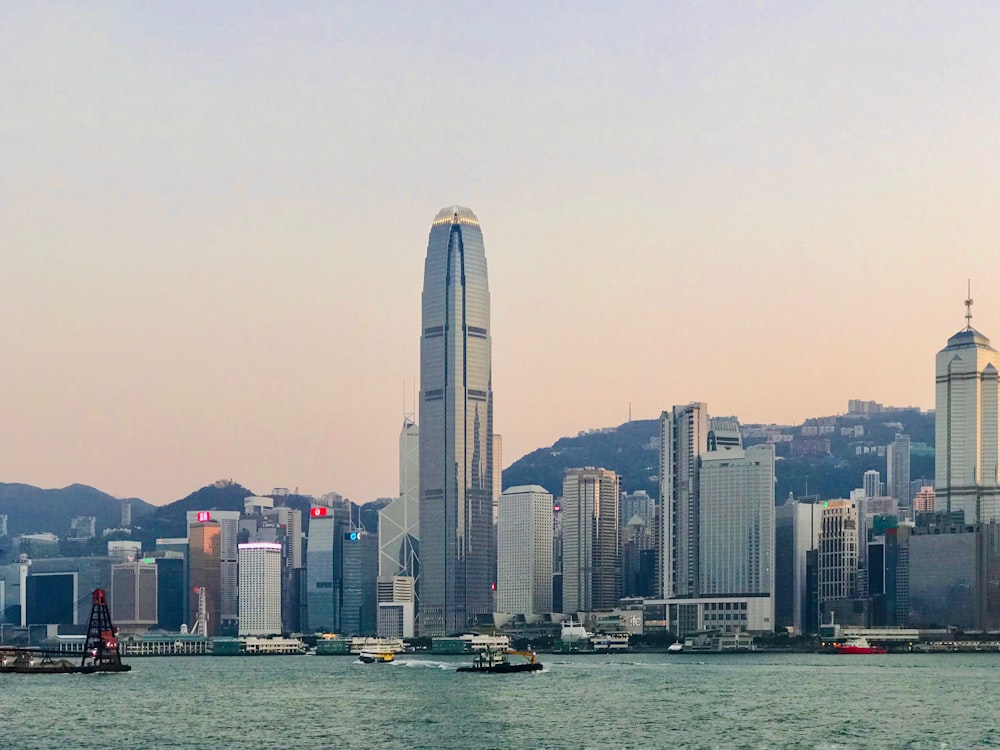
[[391, 660, 454, 670]]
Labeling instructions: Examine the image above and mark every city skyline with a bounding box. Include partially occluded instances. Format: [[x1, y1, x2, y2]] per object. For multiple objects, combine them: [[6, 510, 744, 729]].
[[3, 3, 1000, 505]]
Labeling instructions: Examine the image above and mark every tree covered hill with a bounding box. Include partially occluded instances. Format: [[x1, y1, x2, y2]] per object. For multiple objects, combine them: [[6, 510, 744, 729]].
[[0, 483, 152, 539]]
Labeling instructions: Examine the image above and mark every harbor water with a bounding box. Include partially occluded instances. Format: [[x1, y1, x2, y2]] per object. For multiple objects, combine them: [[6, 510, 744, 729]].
[[2, 652, 998, 749]]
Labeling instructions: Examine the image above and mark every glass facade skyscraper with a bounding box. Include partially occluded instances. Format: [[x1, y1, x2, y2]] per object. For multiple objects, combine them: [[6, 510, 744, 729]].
[[419, 206, 494, 636]]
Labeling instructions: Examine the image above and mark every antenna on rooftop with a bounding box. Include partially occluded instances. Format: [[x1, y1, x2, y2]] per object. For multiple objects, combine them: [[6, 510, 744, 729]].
[[965, 279, 974, 330]]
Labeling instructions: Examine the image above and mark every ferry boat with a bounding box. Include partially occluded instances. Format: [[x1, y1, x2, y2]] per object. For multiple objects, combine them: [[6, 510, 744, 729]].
[[456, 647, 542, 674], [591, 632, 630, 651], [833, 637, 886, 655], [358, 647, 395, 664]]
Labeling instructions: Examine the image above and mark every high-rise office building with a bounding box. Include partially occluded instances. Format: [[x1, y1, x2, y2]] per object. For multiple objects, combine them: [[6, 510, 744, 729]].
[[340, 528, 378, 636], [111, 560, 157, 631], [775, 498, 822, 635], [887, 434, 912, 505], [497, 485, 553, 616], [418, 205, 494, 635], [863, 470, 882, 500], [699, 433, 775, 600], [818, 500, 859, 615], [379, 418, 420, 588], [187, 521, 221, 636], [561, 468, 620, 612], [935, 299, 1000, 523], [659, 408, 776, 634], [187, 510, 240, 634], [238, 542, 282, 636], [660, 403, 709, 599], [148, 551, 185, 631], [306, 501, 352, 632]]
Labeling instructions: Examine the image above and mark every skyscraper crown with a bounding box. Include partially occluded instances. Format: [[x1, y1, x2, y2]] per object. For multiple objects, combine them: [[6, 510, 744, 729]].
[[432, 205, 480, 227]]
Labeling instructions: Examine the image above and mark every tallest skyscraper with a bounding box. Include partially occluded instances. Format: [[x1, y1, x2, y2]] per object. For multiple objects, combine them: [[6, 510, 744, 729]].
[[419, 206, 494, 635]]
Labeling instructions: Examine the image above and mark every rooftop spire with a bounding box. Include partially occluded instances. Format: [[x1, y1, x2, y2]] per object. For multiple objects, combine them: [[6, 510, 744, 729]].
[[965, 279, 974, 330]]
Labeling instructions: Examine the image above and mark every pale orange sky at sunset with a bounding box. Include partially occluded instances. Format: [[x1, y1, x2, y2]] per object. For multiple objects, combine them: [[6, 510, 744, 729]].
[[2, 3, 1000, 505]]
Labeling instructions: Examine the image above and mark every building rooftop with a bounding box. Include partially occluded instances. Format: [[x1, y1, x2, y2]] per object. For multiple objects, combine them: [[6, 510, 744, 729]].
[[944, 327, 995, 351]]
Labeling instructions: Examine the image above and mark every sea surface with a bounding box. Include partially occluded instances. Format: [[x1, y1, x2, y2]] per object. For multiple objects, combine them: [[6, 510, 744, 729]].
[[2, 652, 998, 749]]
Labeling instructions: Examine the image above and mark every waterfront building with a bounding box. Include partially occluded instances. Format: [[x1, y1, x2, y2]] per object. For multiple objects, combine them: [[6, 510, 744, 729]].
[[188, 520, 221, 636], [418, 205, 494, 635], [340, 528, 378, 635], [378, 418, 420, 593], [660, 403, 709, 599], [155, 538, 189, 628], [147, 551, 185, 631], [908, 521, 1000, 630], [22, 557, 114, 627], [377, 575, 416, 638], [817, 500, 860, 622], [238, 542, 283, 636], [306, 500, 352, 632], [774, 498, 822, 635], [887, 434, 912, 505], [935, 298, 1000, 523], [187, 510, 240, 634], [561, 468, 620, 612], [497, 485, 553, 616], [111, 559, 157, 631], [660, 407, 776, 634], [699, 426, 775, 598]]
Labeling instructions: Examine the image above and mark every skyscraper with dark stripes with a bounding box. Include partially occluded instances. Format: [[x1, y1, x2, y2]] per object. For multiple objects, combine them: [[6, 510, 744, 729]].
[[418, 206, 494, 636]]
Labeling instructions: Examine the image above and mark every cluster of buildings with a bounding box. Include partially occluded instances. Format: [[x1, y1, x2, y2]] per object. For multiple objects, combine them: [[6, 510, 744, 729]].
[[1, 207, 998, 646]]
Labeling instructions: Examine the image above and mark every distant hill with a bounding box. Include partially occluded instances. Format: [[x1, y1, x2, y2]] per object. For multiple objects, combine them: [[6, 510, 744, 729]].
[[0, 482, 153, 541], [502, 409, 936, 502], [503, 420, 660, 498]]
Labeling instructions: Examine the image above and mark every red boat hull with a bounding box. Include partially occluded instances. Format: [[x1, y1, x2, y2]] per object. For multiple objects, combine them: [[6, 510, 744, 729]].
[[834, 645, 886, 654]]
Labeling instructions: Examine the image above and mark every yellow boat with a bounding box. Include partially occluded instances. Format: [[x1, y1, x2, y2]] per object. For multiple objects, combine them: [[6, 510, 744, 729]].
[[358, 649, 394, 664]]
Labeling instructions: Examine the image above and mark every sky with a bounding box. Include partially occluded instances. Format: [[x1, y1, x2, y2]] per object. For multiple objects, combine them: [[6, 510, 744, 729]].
[[2, 1, 1000, 505]]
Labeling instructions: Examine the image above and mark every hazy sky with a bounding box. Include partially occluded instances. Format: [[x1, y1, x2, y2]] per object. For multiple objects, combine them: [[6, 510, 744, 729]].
[[3, 2, 1000, 505]]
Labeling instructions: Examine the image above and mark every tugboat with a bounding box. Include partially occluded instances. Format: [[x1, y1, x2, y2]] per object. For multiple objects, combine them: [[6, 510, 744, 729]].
[[833, 637, 887, 655], [0, 589, 131, 674], [457, 647, 542, 674]]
